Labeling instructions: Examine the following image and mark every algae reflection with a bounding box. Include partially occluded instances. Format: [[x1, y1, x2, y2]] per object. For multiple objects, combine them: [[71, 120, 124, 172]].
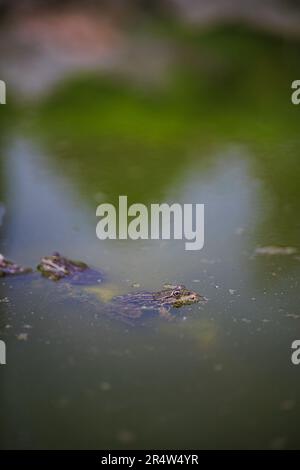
[[23, 28, 300, 249]]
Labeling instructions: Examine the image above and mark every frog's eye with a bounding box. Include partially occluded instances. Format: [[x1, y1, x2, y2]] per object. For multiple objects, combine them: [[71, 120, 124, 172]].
[[173, 290, 181, 297]]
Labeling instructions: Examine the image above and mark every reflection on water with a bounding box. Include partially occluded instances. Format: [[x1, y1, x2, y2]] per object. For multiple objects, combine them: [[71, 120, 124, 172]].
[[0, 26, 300, 449]]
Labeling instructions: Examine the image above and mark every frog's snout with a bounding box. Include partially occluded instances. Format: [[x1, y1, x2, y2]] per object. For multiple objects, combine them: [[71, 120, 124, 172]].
[[193, 293, 207, 303]]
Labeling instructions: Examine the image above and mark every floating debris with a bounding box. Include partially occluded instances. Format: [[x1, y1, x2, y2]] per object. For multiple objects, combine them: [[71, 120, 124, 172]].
[[255, 246, 297, 256], [200, 258, 218, 265], [280, 399, 295, 411], [99, 381, 111, 392], [85, 284, 121, 303], [117, 430, 135, 444], [16, 333, 28, 341], [269, 437, 287, 450]]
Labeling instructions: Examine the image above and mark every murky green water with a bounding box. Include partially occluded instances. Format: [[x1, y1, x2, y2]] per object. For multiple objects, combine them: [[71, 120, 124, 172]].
[[0, 27, 300, 449]]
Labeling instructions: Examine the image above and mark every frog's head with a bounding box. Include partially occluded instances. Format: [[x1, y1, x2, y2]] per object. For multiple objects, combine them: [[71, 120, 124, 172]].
[[37, 252, 87, 281], [155, 284, 206, 308]]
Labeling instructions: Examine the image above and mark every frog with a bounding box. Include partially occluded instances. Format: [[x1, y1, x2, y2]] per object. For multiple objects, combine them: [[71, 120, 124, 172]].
[[36, 252, 103, 284], [108, 284, 206, 320], [37, 253, 206, 320], [2, 251, 206, 321], [0, 253, 32, 277], [37, 256, 206, 319]]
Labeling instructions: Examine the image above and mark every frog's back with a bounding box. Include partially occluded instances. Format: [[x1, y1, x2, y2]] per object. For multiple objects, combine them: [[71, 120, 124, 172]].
[[110, 292, 160, 318]]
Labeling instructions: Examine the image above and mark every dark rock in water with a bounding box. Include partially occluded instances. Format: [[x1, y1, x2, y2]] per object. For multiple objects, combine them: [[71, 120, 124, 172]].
[[37, 252, 103, 284], [0, 254, 32, 276]]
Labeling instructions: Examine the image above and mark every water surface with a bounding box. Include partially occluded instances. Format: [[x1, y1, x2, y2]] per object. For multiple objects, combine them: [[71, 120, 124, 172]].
[[0, 27, 300, 449]]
